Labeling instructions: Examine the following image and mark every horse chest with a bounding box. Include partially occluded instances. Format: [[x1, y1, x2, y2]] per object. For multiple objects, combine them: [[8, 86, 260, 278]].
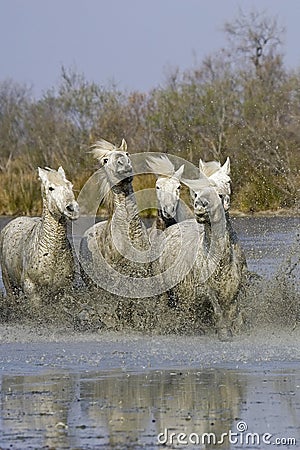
[[26, 247, 74, 286]]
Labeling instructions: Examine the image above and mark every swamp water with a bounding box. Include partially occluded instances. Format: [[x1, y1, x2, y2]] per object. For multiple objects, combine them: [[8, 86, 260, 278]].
[[0, 216, 299, 449]]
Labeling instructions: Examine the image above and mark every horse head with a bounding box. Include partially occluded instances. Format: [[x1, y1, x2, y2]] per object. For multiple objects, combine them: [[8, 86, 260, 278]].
[[90, 138, 133, 189], [147, 154, 184, 220], [199, 157, 231, 211], [38, 166, 79, 220]]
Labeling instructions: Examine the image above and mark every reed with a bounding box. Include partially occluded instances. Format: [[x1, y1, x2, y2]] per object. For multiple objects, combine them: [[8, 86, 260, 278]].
[[0, 168, 41, 216]]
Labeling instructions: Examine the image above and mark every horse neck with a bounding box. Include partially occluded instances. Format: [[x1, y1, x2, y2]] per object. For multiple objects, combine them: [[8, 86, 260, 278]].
[[156, 209, 176, 231], [202, 205, 230, 258], [202, 220, 212, 249], [193, 207, 231, 284], [37, 202, 68, 254], [225, 210, 238, 244], [109, 181, 149, 250]]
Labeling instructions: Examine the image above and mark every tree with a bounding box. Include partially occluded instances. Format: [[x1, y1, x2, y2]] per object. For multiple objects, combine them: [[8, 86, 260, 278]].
[[0, 79, 31, 171], [223, 8, 285, 76]]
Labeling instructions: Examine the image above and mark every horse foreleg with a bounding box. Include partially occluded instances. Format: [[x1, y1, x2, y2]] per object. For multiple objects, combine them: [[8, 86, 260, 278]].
[[209, 293, 234, 341], [23, 279, 42, 310]]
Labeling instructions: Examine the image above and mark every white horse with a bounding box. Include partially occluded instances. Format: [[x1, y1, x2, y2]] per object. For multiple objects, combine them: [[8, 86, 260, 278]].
[[79, 139, 152, 295], [159, 174, 244, 339], [198, 157, 231, 207], [146, 155, 185, 231], [197, 157, 248, 272], [0, 166, 79, 307], [192, 182, 245, 337]]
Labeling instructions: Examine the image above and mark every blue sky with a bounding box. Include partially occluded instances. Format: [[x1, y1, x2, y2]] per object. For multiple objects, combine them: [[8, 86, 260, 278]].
[[1, 0, 300, 97]]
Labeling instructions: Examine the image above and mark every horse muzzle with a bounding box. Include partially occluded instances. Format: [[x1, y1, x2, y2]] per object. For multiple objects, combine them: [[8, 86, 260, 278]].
[[64, 201, 80, 220], [162, 206, 176, 220], [194, 206, 209, 223]]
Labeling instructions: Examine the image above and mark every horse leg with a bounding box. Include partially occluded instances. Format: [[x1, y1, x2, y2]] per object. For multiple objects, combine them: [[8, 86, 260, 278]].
[[23, 279, 42, 310], [166, 287, 178, 308], [209, 293, 233, 341], [1, 264, 16, 297]]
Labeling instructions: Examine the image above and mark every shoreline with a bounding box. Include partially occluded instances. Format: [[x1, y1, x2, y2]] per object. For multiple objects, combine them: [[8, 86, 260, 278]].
[[0, 208, 299, 220], [230, 208, 300, 218]]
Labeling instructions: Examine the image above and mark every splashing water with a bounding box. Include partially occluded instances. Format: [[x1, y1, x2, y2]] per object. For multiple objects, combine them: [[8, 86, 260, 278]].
[[0, 216, 299, 336], [240, 231, 300, 330], [0, 217, 299, 450], [235, 217, 299, 331]]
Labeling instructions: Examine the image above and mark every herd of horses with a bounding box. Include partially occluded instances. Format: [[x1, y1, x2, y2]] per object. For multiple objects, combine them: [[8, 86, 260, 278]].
[[0, 138, 251, 339]]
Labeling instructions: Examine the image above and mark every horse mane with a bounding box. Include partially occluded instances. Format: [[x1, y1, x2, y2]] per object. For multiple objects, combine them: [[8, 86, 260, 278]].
[[199, 158, 231, 195], [90, 139, 117, 161], [182, 176, 215, 192], [199, 160, 221, 177], [91, 138, 129, 217], [146, 154, 175, 177], [93, 167, 111, 202]]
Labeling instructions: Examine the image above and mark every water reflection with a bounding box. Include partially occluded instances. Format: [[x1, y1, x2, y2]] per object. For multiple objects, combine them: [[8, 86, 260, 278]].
[[1, 366, 299, 449]]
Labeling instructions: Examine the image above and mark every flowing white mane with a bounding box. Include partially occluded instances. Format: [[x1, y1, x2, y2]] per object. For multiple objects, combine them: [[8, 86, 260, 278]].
[[90, 138, 127, 162], [93, 168, 111, 200], [89, 138, 130, 203], [199, 157, 231, 196], [182, 176, 215, 192], [199, 159, 222, 177], [146, 154, 176, 177]]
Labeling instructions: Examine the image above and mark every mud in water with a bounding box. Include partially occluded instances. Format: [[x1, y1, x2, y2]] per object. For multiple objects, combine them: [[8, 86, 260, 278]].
[[0, 216, 299, 449]]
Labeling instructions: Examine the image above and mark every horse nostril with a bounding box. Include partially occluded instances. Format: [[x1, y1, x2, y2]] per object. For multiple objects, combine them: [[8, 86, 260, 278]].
[[66, 204, 74, 212]]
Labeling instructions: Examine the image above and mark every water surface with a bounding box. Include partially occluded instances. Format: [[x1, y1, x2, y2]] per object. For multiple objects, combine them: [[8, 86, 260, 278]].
[[0, 215, 299, 449]]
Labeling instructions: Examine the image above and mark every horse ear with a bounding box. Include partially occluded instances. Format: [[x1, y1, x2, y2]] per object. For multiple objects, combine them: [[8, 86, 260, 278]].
[[222, 157, 230, 175], [38, 167, 48, 185], [120, 138, 127, 152], [199, 159, 205, 172], [58, 166, 67, 180], [174, 164, 184, 181]]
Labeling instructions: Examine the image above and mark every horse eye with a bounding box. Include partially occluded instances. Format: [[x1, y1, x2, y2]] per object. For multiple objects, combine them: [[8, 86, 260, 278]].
[[103, 158, 108, 164], [49, 187, 55, 191], [125, 152, 129, 156], [156, 186, 160, 190], [177, 185, 181, 190]]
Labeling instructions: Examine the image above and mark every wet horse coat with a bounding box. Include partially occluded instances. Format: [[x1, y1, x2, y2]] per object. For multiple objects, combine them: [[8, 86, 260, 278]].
[[0, 167, 79, 304]]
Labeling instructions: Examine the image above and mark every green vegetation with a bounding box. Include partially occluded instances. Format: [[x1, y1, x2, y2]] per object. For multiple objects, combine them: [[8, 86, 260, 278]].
[[0, 10, 299, 215]]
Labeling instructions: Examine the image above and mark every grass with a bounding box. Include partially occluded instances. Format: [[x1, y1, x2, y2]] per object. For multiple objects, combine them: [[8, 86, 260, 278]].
[[0, 161, 298, 217]]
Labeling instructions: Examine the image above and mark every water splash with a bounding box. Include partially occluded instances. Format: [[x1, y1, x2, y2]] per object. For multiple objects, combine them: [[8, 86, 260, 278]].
[[239, 234, 300, 330], [0, 218, 299, 336], [0, 249, 298, 336]]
